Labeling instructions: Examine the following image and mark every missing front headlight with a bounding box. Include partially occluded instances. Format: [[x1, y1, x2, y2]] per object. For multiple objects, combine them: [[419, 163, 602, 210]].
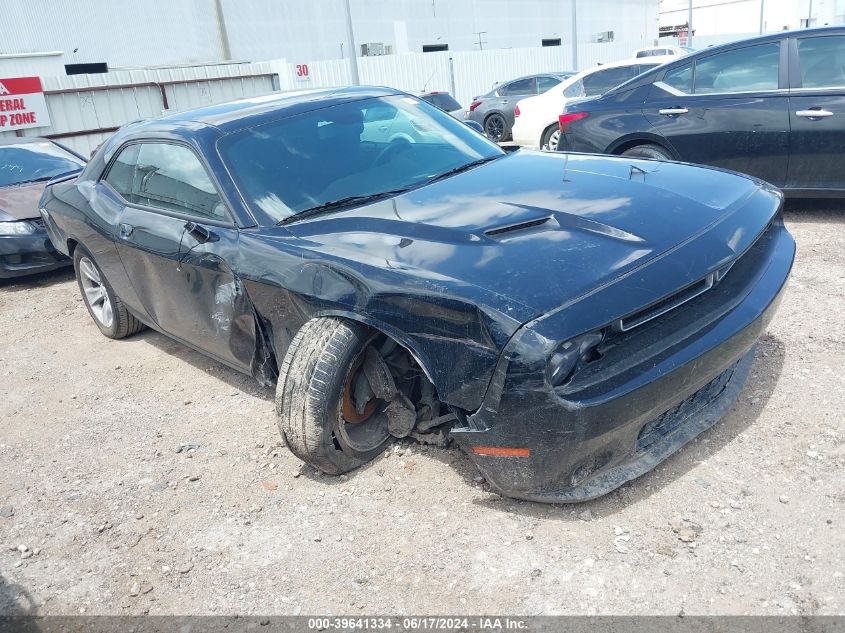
[[546, 331, 604, 387]]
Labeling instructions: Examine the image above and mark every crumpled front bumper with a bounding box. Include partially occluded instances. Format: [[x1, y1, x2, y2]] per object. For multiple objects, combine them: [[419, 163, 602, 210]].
[[451, 216, 794, 503]]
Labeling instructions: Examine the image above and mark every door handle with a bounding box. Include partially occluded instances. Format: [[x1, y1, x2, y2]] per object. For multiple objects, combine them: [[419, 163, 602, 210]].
[[658, 107, 689, 115], [796, 109, 834, 118], [119, 223, 134, 239]]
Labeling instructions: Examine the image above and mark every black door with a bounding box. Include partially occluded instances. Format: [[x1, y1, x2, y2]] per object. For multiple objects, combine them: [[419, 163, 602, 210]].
[[644, 41, 790, 186], [787, 33, 845, 191], [101, 141, 256, 371]]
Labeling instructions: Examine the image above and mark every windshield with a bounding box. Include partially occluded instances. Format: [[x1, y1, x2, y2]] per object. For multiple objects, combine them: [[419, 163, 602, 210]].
[[0, 141, 85, 187], [219, 95, 502, 223]]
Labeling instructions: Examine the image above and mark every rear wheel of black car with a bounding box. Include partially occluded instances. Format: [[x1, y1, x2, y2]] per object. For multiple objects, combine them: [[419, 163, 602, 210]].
[[621, 144, 673, 161], [276, 317, 393, 475], [484, 113, 509, 142], [73, 247, 145, 340]]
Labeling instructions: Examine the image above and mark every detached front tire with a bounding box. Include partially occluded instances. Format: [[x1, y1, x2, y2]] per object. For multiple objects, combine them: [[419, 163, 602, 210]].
[[73, 246, 145, 339], [276, 317, 393, 475]]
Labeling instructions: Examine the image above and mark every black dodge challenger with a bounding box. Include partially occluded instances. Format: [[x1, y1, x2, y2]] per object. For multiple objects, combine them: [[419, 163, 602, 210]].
[[39, 87, 795, 502]]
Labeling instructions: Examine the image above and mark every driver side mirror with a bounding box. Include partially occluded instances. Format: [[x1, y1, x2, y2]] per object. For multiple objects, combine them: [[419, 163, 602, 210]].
[[463, 120, 484, 134]]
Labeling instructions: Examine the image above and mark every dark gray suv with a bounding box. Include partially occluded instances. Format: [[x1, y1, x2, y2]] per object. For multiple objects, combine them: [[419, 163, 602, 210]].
[[466, 72, 575, 142]]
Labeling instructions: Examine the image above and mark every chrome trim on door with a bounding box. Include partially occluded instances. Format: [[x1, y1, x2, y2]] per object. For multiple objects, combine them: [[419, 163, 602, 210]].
[[658, 107, 689, 115]]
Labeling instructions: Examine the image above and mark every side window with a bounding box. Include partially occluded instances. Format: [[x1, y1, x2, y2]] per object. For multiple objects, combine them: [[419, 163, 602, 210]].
[[582, 66, 639, 96], [501, 78, 536, 96], [132, 143, 224, 220], [663, 62, 693, 94], [537, 76, 562, 93], [694, 43, 780, 94], [797, 35, 845, 88], [562, 79, 585, 98], [103, 144, 140, 198]]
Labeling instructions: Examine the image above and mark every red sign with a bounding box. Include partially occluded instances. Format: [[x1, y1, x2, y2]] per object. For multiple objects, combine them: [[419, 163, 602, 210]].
[[0, 76, 51, 131]]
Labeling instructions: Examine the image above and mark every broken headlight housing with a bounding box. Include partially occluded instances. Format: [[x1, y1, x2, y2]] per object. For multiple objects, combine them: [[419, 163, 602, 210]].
[[546, 331, 604, 387]]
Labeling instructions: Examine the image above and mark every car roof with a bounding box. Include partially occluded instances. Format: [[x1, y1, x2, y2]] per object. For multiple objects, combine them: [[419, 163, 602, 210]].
[[563, 55, 676, 85], [0, 136, 52, 147], [135, 85, 402, 132], [605, 25, 845, 97]]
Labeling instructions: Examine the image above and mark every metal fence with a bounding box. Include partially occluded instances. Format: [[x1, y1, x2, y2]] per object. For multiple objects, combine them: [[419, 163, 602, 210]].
[[288, 41, 638, 106], [1, 62, 281, 156]]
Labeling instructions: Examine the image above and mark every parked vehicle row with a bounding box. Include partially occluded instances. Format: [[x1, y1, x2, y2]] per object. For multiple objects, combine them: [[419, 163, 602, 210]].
[[559, 27, 845, 195], [510, 57, 674, 150], [464, 72, 577, 142]]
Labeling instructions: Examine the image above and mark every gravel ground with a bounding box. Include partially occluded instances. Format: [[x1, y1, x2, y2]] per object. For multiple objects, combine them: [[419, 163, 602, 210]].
[[0, 205, 842, 617]]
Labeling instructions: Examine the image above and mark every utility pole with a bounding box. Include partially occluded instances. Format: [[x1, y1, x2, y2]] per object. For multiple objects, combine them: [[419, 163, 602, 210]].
[[808, 0, 814, 27], [343, 0, 360, 85], [759, 0, 765, 34], [213, 0, 232, 61], [571, 0, 578, 70], [687, 0, 693, 48], [472, 31, 488, 50]]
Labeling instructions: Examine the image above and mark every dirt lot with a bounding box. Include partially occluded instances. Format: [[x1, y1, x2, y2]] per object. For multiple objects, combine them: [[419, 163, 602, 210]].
[[0, 206, 842, 617]]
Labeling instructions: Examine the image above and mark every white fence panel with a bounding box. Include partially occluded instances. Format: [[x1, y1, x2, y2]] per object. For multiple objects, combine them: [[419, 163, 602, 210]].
[[451, 46, 573, 104], [288, 58, 352, 90], [577, 41, 640, 69], [280, 42, 653, 107], [359, 52, 452, 96]]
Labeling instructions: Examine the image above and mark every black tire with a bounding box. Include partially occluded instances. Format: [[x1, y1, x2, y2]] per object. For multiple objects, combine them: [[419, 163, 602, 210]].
[[541, 125, 561, 151], [620, 143, 673, 161], [276, 317, 393, 475], [484, 113, 510, 142], [73, 246, 145, 339]]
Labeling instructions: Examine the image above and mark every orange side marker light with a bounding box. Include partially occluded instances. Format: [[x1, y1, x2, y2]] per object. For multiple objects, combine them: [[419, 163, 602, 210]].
[[472, 447, 531, 457]]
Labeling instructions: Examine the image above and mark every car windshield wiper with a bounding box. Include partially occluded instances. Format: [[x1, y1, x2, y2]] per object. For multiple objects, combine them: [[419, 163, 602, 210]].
[[278, 188, 412, 226], [423, 155, 502, 186]]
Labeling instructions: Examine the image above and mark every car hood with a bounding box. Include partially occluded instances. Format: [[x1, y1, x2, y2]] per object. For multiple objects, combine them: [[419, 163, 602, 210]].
[[0, 181, 47, 221], [281, 151, 772, 317]]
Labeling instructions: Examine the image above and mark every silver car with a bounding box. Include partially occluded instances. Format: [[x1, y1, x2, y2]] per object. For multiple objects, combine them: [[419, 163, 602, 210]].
[[465, 72, 576, 142]]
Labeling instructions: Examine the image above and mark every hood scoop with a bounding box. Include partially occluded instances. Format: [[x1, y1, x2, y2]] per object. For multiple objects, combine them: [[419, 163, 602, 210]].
[[485, 216, 551, 237]]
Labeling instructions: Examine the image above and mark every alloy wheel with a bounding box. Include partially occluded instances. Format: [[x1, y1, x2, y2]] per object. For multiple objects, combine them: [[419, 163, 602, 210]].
[[485, 115, 506, 141], [78, 256, 114, 328]]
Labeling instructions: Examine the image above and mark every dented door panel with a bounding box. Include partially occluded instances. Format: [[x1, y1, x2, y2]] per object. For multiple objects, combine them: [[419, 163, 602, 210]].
[[114, 207, 255, 372]]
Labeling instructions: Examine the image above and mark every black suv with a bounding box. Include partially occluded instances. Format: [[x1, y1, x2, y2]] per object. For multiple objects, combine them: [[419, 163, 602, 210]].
[[560, 27, 845, 194]]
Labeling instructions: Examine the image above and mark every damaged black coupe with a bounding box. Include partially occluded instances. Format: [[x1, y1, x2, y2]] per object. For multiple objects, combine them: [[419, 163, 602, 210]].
[[39, 87, 794, 502]]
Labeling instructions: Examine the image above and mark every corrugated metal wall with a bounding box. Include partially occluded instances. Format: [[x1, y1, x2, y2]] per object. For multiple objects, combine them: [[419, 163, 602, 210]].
[[0, 62, 280, 156]]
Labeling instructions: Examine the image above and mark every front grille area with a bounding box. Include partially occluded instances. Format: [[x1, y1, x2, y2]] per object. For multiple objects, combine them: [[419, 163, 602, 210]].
[[558, 220, 779, 399], [616, 262, 733, 332], [635, 358, 739, 453]]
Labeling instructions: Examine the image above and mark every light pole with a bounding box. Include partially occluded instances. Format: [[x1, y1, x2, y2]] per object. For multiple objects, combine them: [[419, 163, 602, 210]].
[[687, 0, 693, 48], [759, 0, 765, 34], [343, 0, 360, 86], [571, 0, 578, 70]]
